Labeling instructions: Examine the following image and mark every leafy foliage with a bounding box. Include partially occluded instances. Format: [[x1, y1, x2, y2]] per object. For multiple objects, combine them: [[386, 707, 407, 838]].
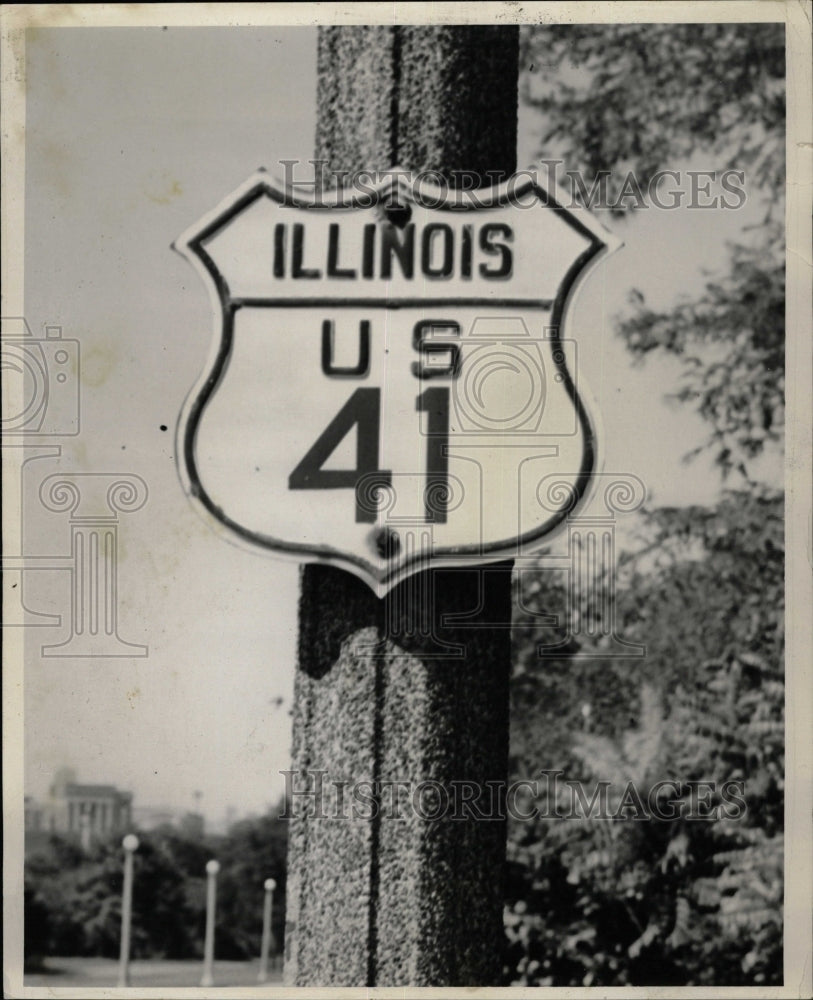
[[505, 489, 784, 986], [507, 22, 785, 986], [25, 831, 198, 960], [24, 808, 288, 964], [522, 22, 785, 477], [521, 23, 785, 204], [213, 814, 288, 960], [618, 226, 784, 476]]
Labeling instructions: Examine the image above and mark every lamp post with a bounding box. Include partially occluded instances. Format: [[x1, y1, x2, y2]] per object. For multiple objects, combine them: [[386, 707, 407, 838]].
[[258, 877, 277, 983], [117, 834, 139, 987], [201, 859, 220, 987]]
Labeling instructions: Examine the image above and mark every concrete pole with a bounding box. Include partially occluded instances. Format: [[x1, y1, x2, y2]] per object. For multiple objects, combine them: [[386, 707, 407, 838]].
[[258, 877, 277, 983], [284, 26, 519, 988], [200, 859, 220, 987], [117, 834, 139, 987]]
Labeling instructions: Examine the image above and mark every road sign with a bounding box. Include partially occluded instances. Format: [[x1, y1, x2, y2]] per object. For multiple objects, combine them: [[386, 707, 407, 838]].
[[175, 171, 620, 595]]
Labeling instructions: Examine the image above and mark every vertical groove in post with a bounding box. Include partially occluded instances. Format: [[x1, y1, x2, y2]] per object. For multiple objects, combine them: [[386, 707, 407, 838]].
[[365, 652, 385, 986], [395, 27, 519, 184], [286, 25, 520, 987], [389, 27, 402, 167]]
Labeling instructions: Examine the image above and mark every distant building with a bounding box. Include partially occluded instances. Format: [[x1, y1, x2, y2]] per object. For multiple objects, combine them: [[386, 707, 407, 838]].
[[132, 806, 206, 837], [26, 768, 133, 844], [132, 804, 180, 829], [28, 770, 212, 846]]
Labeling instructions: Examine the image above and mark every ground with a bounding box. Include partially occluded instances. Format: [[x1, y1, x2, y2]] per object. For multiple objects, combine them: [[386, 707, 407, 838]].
[[24, 956, 283, 988]]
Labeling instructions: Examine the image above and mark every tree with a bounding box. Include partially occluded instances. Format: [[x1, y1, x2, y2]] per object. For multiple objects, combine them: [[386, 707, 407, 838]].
[[24, 878, 52, 971], [24, 809, 290, 965], [506, 488, 784, 986], [25, 829, 207, 960], [504, 22, 785, 987], [213, 809, 288, 959], [522, 24, 784, 202], [522, 22, 784, 477]]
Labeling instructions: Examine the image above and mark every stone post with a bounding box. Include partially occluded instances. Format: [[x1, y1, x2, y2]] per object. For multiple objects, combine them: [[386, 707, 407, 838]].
[[284, 26, 519, 988]]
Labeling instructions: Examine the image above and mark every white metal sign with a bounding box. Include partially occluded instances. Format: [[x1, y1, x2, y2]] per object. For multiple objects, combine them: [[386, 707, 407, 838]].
[[175, 171, 619, 595]]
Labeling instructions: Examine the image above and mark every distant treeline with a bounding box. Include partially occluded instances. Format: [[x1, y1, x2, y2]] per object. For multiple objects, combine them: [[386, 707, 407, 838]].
[[24, 810, 288, 968]]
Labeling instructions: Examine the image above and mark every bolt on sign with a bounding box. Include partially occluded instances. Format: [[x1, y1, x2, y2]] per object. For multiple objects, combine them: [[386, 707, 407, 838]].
[[175, 172, 620, 595]]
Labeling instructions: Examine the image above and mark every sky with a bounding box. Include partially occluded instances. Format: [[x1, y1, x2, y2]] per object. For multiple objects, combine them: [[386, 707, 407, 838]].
[[16, 25, 778, 827]]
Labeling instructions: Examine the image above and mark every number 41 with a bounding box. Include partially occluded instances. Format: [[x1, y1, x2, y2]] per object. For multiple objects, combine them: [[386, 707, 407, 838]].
[[288, 319, 459, 525]]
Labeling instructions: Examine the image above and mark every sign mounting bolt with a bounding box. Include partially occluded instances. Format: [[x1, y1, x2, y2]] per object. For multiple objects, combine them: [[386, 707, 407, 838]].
[[375, 526, 401, 559]]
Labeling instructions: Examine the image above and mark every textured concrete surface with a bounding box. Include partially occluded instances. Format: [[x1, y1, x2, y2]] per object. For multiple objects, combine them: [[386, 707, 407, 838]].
[[315, 25, 518, 184], [285, 26, 519, 987]]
